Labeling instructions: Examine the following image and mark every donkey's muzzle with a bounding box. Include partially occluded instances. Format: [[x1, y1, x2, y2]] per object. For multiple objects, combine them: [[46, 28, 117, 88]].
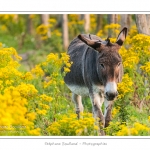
[[106, 91, 118, 101]]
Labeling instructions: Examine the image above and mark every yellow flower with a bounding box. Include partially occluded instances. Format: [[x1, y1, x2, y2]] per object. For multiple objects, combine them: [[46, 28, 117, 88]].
[[36, 24, 49, 35], [31, 65, 44, 77], [48, 18, 56, 24], [36, 109, 47, 115], [117, 74, 133, 99], [26, 112, 36, 121], [64, 67, 70, 73], [27, 128, 41, 136], [76, 128, 83, 135], [40, 94, 53, 102], [130, 128, 138, 135], [112, 107, 120, 118], [94, 125, 99, 130], [148, 116, 150, 121]]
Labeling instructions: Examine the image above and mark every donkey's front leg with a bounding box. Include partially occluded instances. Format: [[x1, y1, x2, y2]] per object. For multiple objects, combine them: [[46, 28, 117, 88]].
[[104, 100, 113, 128], [72, 93, 84, 119], [89, 92, 105, 135]]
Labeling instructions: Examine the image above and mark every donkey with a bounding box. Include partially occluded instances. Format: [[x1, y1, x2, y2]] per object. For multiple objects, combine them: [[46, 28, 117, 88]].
[[63, 27, 127, 135]]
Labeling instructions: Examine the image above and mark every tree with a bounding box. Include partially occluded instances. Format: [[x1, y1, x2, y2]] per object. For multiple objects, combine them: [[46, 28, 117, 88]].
[[41, 14, 51, 37], [27, 15, 34, 35], [135, 14, 149, 35], [62, 14, 69, 50], [96, 14, 102, 32], [107, 14, 118, 35], [120, 14, 132, 29], [107, 14, 118, 24], [84, 14, 90, 33], [146, 14, 150, 33]]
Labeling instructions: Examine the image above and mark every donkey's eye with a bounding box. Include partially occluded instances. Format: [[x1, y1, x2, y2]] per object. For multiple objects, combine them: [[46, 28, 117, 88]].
[[100, 63, 105, 69], [117, 62, 121, 67]]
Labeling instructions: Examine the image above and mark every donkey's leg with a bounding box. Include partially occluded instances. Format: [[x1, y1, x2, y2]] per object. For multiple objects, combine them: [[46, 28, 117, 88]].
[[90, 92, 105, 135], [72, 93, 84, 119], [104, 99, 113, 128]]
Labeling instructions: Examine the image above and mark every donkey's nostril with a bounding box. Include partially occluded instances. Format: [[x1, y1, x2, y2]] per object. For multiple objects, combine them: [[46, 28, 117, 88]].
[[106, 92, 109, 97], [106, 92, 117, 100]]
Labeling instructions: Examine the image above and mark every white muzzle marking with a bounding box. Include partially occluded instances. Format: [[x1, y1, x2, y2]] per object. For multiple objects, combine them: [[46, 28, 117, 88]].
[[105, 82, 117, 94]]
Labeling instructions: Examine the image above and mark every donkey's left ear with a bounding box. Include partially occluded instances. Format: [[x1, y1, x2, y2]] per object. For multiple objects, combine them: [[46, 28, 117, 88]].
[[116, 27, 127, 46]]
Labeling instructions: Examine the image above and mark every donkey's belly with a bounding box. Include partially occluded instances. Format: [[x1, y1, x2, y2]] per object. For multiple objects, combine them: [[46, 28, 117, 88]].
[[67, 84, 104, 97]]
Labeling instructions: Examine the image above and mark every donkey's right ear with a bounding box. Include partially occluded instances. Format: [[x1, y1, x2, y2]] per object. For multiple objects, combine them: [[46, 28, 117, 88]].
[[116, 27, 127, 46], [78, 34, 101, 50]]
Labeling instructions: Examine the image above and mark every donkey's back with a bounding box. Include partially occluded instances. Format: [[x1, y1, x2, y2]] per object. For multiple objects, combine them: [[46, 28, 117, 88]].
[[64, 34, 103, 96]]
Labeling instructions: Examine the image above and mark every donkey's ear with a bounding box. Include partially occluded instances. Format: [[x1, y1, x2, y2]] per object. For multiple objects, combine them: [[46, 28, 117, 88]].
[[78, 34, 101, 50], [116, 27, 127, 46]]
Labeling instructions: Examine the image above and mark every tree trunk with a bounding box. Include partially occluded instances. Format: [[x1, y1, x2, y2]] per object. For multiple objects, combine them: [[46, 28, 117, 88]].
[[114, 14, 118, 24], [84, 14, 90, 33], [108, 14, 114, 24], [96, 14, 102, 32], [27, 15, 34, 35], [121, 14, 128, 28], [107, 14, 118, 36], [135, 14, 149, 35], [146, 14, 150, 33], [41, 14, 51, 37], [120, 14, 132, 29], [62, 14, 69, 50]]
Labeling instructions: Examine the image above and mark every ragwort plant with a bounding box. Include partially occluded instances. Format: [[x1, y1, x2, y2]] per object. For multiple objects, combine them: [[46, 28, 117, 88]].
[[0, 43, 41, 135], [46, 113, 99, 136], [0, 42, 73, 135]]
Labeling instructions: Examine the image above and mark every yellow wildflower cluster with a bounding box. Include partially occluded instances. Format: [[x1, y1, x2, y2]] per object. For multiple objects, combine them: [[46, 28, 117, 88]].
[[31, 65, 44, 77], [104, 23, 120, 30], [148, 116, 150, 121], [47, 113, 99, 136], [96, 29, 103, 37], [41, 52, 72, 89], [112, 107, 120, 118], [97, 23, 121, 39], [29, 14, 35, 19], [51, 29, 62, 37], [0, 45, 73, 136], [0, 14, 17, 23], [40, 94, 53, 102], [68, 14, 84, 39], [36, 24, 50, 35], [128, 25, 138, 37], [106, 115, 150, 136], [68, 14, 84, 27], [119, 47, 139, 69], [116, 122, 150, 136], [0, 43, 57, 135], [48, 18, 56, 24], [131, 34, 150, 50], [36, 24, 50, 40], [0, 84, 41, 135], [36, 17, 62, 41], [140, 62, 150, 74], [16, 83, 38, 98], [21, 72, 33, 81], [117, 74, 133, 99]]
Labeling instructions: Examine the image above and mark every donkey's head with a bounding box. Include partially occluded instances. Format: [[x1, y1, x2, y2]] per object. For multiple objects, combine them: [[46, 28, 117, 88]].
[[78, 27, 127, 101]]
